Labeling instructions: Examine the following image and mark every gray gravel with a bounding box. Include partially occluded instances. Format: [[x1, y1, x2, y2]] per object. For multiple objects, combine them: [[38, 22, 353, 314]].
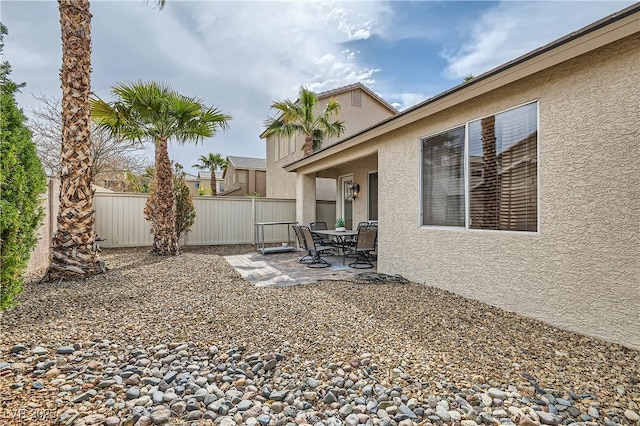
[[1, 246, 638, 426]]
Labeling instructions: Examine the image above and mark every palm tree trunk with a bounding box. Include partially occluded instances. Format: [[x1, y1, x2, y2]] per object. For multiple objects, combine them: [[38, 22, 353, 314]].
[[47, 0, 105, 280], [303, 134, 313, 156], [210, 172, 217, 196], [144, 137, 178, 254], [481, 116, 498, 229]]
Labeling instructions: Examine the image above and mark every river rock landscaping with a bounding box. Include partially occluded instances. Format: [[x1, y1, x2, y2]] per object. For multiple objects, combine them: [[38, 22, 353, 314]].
[[1, 247, 638, 426]]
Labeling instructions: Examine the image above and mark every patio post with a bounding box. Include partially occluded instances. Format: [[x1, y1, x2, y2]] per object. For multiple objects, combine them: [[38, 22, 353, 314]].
[[296, 173, 316, 226]]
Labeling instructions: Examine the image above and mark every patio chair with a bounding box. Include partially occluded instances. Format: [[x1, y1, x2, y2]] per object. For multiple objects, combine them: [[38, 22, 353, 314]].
[[344, 227, 377, 268], [310, 221, 340, 254], [310, 221, 334, 244], [300, 226, 333, 268], [342, 221, 371, 252], [292, 225, 313, 263]]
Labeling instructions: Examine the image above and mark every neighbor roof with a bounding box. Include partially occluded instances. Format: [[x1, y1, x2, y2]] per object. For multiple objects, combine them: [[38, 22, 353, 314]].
[[227, 156, 266, 170], [197, 171, 224, 179], [183, 173, 199, 180], [315, 82, 398, 115], [284, 3, 640, 172]]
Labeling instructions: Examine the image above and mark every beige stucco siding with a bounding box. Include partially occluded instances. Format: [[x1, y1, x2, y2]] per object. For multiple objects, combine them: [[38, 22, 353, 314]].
[[266, 89, 395, 200], [375, 34, 639, 349]]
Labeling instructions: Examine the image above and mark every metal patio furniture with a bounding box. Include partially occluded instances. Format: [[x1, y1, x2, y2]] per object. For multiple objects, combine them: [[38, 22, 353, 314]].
[[344, 227, 378, 268], [310, 221, 336, 249], [292, 225, 313, 263], [300, 226, 334, 268]]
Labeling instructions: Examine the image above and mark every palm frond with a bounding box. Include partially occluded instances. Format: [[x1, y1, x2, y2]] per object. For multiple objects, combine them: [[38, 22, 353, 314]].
[[91, 81, 231, 146], [262, 85, 344, 154]]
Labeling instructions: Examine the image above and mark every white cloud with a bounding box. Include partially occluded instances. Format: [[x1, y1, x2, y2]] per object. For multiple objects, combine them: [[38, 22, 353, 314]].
[[2, 0, 392, 174], [442, 1, 635, 80], [388, 92, 428, 111]]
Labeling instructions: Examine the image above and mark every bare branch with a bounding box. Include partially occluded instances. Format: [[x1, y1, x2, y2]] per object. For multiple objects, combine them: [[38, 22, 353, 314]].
[[27, 94, 150, 190]]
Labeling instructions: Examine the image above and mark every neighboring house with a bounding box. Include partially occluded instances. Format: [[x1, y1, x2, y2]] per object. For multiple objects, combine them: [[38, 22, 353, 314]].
[[282, 5, 640, 349], [195, 171, 225, 195], [221, 156, 266, 196], [261, 82, 398, 201], [183, 173, 201, 196]]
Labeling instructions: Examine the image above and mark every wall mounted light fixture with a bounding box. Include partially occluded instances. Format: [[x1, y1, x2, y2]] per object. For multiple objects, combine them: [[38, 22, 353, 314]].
[[349, 183, 360, 200]]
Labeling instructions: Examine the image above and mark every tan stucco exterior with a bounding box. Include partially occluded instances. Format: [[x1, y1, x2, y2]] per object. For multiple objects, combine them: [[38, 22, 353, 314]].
[[194, 171, 225, 196], [286, 12, 640, 349], [265, 85, 396, 201], [223, 163, 266, 196]]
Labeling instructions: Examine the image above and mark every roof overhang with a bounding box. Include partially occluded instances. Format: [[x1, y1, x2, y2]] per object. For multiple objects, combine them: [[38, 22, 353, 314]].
[[284, 4, 640, 173]]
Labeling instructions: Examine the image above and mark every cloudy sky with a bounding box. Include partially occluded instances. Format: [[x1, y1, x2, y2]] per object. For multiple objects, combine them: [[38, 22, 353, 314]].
[[2, 0, 633, 175]]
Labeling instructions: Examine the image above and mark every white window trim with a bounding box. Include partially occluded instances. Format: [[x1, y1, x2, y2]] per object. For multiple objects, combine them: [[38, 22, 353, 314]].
[[418, 100, 540, 235]]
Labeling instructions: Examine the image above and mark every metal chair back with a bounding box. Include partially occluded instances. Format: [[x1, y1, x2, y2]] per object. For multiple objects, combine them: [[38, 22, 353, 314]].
[[343, 227, 378, 269], [310, 222, 328, 231], [355, 227, 377, 251], [300, 225, 331, 268], [293, 225, 312, 263]]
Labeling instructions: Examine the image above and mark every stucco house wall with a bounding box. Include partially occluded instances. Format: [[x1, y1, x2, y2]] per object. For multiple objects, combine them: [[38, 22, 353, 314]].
[[223, 164, 266, 196], [196, 171, 225, 195], [373, 33, 640, 349], [265, 85, 396, 200]]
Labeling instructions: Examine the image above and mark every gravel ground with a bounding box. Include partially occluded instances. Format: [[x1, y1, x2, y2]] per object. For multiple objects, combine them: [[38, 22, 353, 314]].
[[1, 246, 638, 426]]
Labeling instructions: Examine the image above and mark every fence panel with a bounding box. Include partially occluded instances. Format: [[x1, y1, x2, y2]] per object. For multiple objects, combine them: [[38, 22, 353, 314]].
[[253, 198, 297, 244], [95, 194, 305, 247], [187, 196, 254, 245], [95, 193, 152, 247]]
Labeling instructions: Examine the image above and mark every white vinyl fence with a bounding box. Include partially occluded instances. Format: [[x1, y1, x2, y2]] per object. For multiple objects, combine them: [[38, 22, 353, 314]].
[[94, 193, 335, 248]]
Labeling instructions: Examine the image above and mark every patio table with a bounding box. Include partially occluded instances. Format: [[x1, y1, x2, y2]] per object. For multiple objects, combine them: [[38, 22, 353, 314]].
[[311, 229, 358, 254]]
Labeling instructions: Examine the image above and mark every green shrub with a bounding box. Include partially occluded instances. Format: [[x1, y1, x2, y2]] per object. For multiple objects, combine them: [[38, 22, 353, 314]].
[[174, 163, 195, 243], [0, 24, 47, 310]]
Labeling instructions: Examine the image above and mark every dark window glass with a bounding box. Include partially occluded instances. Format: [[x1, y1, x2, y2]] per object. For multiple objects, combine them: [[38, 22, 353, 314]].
[[421, 126, 465, 227], [468, 102, 537, 231]]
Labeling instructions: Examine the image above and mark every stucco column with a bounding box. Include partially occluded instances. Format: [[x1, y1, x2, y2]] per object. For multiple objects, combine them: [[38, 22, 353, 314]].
[[296, 173, 316, 226]]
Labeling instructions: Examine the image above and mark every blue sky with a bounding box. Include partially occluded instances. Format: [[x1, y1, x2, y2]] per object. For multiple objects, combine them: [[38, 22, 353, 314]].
[[1, 1, 634, 175]]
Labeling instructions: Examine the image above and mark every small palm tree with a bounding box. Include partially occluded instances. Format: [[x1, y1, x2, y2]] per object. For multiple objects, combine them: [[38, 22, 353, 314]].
[[193, 153, 227, 195], [91, 81, 231, 254], [263, 86, 345, 156]]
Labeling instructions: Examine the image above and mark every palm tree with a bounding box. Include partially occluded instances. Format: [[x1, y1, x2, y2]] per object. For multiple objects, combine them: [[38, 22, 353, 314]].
[[47, 0, 166, 280], [193, 153, 227, 196], [47, 0, 105, 279], [91, 81, 231, 255], [263, 86, 345, 156]]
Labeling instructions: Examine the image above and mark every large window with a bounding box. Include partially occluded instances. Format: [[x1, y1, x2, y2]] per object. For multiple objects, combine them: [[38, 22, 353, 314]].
[[421, 102, 538, 232]]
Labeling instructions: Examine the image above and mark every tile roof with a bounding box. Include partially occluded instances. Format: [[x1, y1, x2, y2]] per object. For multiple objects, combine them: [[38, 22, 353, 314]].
[[197, 171, 224, 179], [227, 156, 266, 170]]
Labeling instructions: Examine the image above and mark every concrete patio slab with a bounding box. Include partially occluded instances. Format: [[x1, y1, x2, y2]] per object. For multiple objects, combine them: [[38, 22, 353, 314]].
[[224, 250, 375, 287]]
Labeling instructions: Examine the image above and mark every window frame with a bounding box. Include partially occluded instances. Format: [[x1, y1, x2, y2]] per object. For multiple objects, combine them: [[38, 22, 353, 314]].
[[419, 100, 540, 235]]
